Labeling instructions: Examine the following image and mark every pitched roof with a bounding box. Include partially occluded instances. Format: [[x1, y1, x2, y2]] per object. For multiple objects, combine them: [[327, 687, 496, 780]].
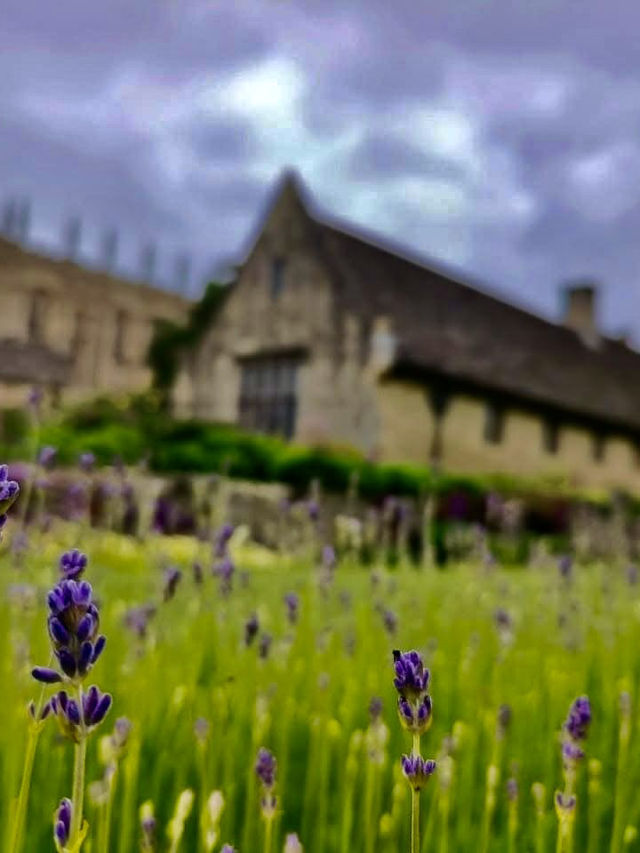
[[0, 237, 191, 312], [287, 184, 640, 434]]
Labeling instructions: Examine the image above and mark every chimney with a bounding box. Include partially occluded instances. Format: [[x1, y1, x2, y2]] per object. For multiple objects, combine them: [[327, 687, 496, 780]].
[[562, 281, 599, 346]]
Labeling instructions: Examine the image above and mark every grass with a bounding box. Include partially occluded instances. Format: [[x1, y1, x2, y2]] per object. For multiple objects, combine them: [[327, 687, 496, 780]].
[[3, 522, 640, 851]]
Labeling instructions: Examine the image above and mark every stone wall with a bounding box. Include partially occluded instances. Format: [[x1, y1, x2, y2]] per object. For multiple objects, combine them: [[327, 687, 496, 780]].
[[0, 237, 190, 403], [375, 379, 640, 491]]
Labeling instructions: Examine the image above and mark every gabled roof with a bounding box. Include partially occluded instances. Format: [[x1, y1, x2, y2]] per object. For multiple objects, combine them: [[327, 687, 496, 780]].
[[275, 174, 640, 433]]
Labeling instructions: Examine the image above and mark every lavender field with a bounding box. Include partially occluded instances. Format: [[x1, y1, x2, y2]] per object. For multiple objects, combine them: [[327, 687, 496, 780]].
[[2, 469, 639, 852]]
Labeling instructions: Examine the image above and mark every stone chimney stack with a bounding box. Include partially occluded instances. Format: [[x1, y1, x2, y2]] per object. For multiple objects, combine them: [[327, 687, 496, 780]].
[[562, 281, 599, 346]]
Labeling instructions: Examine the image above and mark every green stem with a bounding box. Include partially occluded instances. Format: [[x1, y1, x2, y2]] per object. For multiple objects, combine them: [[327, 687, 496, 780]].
[[411, 791, 420, 853], [264, 816, 273, 853], [364, 762, 375, 853], [411, 733, 421, 853], [70, 686, 88, 848], [7, 726, 39, 853]]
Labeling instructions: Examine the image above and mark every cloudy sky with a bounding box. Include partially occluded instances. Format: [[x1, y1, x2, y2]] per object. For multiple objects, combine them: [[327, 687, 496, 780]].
[[2, 0, 640, 337]]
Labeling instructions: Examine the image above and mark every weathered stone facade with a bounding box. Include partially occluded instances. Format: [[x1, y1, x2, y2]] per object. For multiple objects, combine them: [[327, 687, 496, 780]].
[[0, 237, 190, 406], [175, 173, 640, 492]]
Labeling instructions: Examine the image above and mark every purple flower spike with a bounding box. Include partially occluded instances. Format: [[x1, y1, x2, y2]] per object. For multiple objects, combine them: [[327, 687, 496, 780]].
[[393, 650, 430, 700], [59, 549, 88, 580], [565, 696, 591, 741], [39, 446, 57, 468], [401, 755, 437, 790], [255, 747, 277, 788], [221, 846, 236, 853], [245, 613, 259, 646], [33, 553, 105, 685], [284, 592, 299, 624], [79, 452, 96, 472], [0, 464, 20, 514], [213, 523, 234, 558], [54, 798, 72, 847], [32, 667, 63, 684]]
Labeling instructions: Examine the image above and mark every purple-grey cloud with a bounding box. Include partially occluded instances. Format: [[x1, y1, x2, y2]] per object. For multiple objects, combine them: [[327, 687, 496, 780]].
[[1, 0, 640, 336]]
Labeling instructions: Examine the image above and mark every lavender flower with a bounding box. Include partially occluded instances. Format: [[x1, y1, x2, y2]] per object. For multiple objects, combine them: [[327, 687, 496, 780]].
[[163, 567, 182, 602], [213, 523, 234, 558], [307, 500, 319, 523], [221, 846, 236, 853], [555, 791, 577, 815], [39, 446, 57, 468], [32, 559, 106, 684], [79, 452, 96, 472], [28, 386, 43, 412], [558, 555, 573, 580], [321, 544, 336, 571], [255, 748, 277, 788], [369, 696, 383, 721], [124, 603, 156, 639], [284, 592, 299, 625], [383, 608, 397, 635], [259, 632, 272, 660], [284, 833, 303, 852], [213, 556, 235, 594], [393, 650, 430, 702], [255, 747, 278, 820], [0, 464, 20, 514], [53, 798, 72, 850], [401, 755, 437, 790], [564, 696, 591, 744], [59, 549, 88, 580], [245, 613, 259, 646], [49, 685, 112, 742]]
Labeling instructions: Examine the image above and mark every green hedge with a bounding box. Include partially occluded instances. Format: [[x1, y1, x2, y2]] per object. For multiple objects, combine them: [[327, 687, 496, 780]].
[[25, 394, 625, 511]]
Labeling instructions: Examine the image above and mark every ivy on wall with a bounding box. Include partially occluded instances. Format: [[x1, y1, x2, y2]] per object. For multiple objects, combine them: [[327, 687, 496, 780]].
[[147, 280, 229, 403]]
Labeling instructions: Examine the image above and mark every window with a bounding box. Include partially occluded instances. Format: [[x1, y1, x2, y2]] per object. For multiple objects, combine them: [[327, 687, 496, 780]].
[[72, 310, 86, 357], [113, 310, 128, 364], [239, 355, 299, 438], [270, 257, 286, 299], [28, 290, 48, 343], [484, 402, 505, 444], [542, 418, 560, 454], [592, 433, 606, 463]]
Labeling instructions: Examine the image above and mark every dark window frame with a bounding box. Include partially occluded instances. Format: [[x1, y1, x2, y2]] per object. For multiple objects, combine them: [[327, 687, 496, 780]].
[[484, 401, 505, 445], [270, 257, 286, 299], [113, 309, 128, 365], [238, 355, 299, 439], [592, 433, 606, 463], [542, 418, 560, 454], [28, 290, 48, 343]]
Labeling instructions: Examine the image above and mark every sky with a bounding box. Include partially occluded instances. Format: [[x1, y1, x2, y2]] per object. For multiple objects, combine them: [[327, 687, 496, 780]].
[[2, 0, 640, 337]]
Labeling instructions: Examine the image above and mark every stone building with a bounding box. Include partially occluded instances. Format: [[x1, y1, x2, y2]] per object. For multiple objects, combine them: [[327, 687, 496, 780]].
[[0, 237, 189, 407], [174, 172, 640, 491]]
